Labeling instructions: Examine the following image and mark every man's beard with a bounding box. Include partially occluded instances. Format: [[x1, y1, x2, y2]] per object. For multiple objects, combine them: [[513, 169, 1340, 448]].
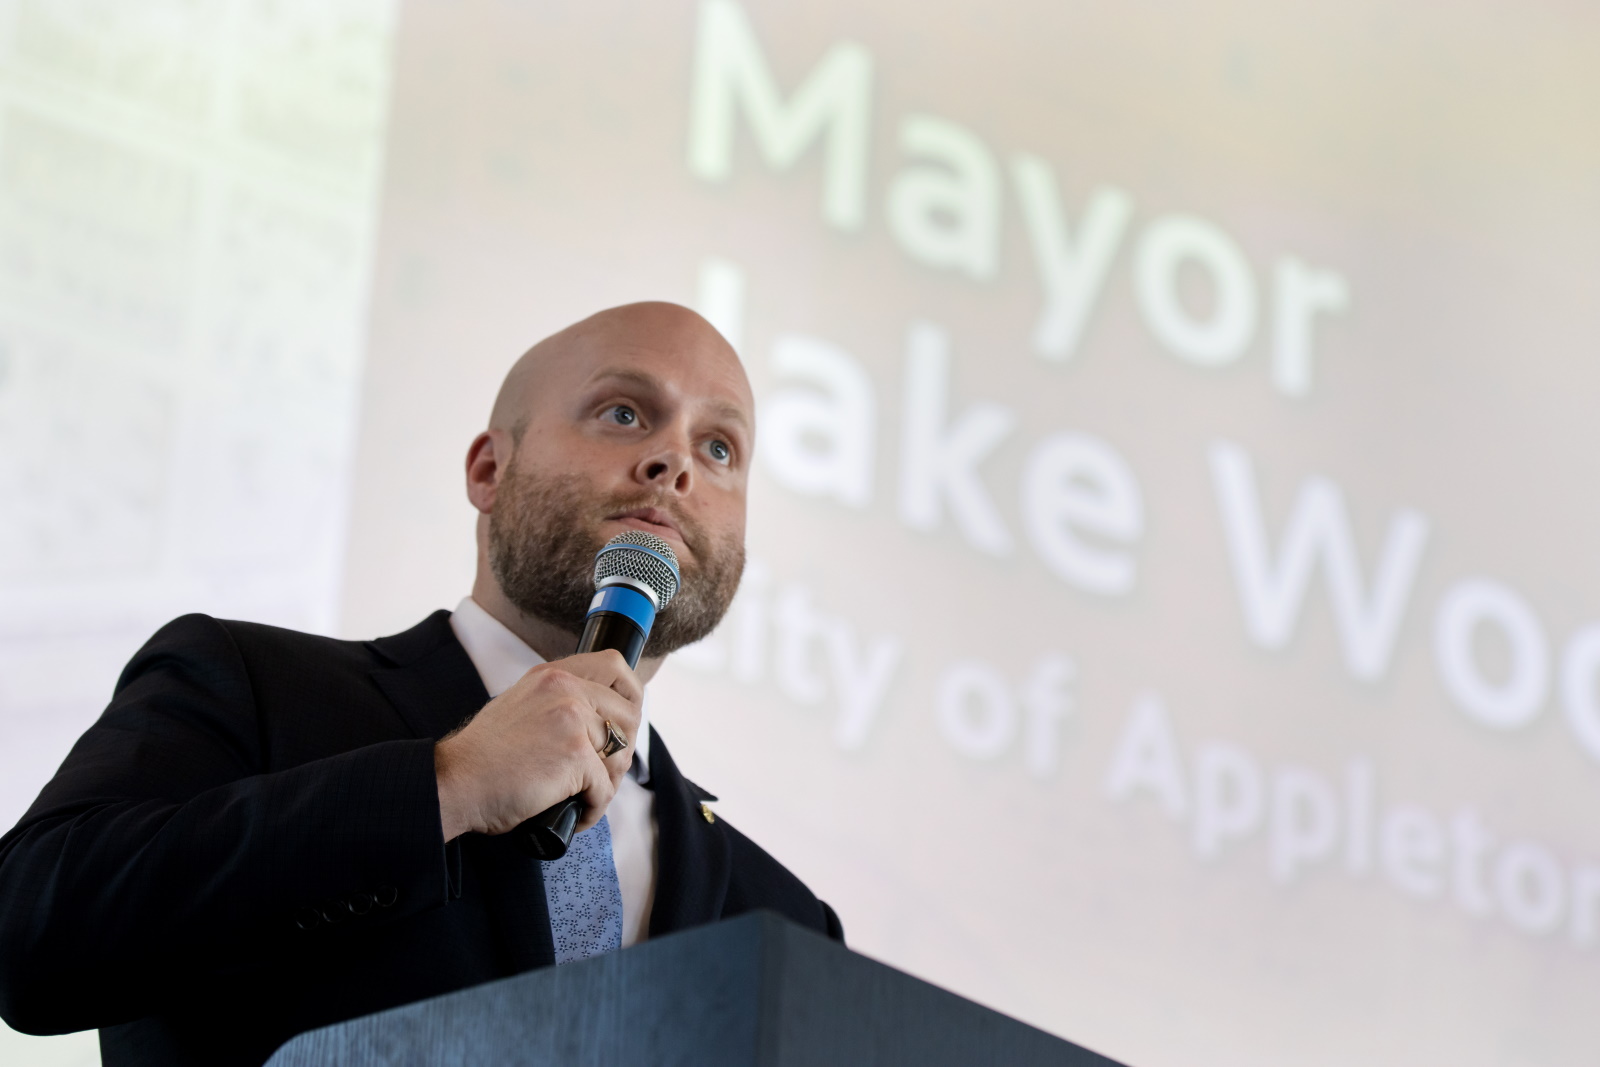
[[488, 458, 745, 657]]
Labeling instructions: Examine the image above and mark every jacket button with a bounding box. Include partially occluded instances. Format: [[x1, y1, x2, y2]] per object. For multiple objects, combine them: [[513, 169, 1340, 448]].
[[294, 907, 321, 931], [374, 885, 399, 908], [348, 891, 374, 916], [319, 899, 351, 925]]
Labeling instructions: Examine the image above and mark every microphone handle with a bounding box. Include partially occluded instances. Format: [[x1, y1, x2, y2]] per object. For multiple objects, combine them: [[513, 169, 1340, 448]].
[[518, 611, 648, 861]]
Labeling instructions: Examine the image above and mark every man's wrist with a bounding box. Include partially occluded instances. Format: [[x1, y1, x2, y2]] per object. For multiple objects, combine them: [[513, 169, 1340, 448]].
[[434, 739, 477, 842]]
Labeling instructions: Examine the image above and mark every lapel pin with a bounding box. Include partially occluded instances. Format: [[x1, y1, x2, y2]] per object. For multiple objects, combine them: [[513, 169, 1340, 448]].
[[699, 802, 716, 824]]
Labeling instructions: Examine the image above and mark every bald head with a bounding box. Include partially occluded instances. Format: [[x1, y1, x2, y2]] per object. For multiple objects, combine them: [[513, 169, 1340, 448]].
[[489, 302, 747, 441], [465, 300, 755, 667]]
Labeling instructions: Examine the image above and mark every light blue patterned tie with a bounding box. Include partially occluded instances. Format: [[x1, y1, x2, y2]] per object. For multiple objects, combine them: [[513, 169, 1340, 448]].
[[541, 814, 623, 964]]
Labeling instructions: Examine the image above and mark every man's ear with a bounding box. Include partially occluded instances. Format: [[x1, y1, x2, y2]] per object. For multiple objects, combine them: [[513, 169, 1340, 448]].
[[465, 431, 505, 514]]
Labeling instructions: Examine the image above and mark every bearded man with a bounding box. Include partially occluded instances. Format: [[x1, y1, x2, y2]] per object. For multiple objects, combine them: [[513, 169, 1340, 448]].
[[0, 303, 842, 1067]]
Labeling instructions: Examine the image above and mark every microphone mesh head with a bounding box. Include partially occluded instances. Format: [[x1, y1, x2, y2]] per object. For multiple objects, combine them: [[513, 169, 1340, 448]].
[[593, 530, 680, 610]]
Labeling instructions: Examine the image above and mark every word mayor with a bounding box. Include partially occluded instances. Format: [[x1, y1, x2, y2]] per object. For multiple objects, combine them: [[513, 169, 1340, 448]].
[[688, 0, 1349, 396]]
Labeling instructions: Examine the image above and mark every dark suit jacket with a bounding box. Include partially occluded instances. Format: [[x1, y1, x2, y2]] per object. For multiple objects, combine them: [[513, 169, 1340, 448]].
[[0, 610, 841, 1066]]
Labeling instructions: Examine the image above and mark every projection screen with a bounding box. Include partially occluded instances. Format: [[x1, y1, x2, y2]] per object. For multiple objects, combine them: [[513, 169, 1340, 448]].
[[7, 2, 1600, 1065]]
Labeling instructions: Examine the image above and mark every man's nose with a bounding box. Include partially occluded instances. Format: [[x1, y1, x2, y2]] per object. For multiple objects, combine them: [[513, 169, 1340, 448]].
[[636, 445, 693, 494]]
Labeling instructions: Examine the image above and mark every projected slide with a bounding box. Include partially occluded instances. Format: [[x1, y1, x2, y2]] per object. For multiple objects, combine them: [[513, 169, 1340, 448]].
[[344, 4, 1600, 1064]]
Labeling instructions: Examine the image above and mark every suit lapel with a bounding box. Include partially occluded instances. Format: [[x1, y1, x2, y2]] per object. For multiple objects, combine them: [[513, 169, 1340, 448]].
[[647, 726, 732, 937], [366, 610, 556, 972], [366, 610, 490, 741]]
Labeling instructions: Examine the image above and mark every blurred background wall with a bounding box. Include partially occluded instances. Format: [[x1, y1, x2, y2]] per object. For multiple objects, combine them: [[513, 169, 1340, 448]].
[[4, 2, 1600, 1065], [0, 1, 396, 1061]]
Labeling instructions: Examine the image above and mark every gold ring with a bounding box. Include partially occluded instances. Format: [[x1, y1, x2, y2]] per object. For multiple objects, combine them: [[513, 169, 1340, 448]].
[[600, 720, 629, 759]]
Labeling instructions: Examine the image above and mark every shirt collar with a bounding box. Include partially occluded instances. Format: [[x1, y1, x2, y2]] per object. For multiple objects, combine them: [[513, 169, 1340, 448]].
[[448, 596, 651, 781]]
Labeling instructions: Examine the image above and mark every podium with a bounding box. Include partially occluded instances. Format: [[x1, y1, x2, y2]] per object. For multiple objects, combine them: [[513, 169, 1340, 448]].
[[265, 911, 1125, 1066]]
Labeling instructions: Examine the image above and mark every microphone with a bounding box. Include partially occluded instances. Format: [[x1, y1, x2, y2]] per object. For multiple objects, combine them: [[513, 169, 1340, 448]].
[[518, 529, 681, 861]]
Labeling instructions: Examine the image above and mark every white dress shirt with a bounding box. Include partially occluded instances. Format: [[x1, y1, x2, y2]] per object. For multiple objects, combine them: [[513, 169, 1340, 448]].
[[448, 597, 658, 948]]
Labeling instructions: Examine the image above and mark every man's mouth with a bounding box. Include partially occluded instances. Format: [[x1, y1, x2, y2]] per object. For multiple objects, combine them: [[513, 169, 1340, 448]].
[[608, 507, 683, 543]]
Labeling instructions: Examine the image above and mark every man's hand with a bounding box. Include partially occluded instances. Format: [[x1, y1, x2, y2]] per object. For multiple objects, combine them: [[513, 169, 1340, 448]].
[[433, 650, 642, 841]]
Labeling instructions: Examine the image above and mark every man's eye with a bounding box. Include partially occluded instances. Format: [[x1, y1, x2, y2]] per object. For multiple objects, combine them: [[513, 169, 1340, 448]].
[[707, 439, 731, 464], [607, 405, 637, 426]]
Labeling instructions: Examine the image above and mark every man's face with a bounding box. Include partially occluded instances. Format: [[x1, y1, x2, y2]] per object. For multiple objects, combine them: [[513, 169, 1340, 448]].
[[485, 309, 753, 655]]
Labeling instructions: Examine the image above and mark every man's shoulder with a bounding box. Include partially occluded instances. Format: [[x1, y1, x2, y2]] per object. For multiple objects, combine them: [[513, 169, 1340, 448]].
[[704, 810, 840, 940], [130, 609, 457, 677], [112, 611, 466, 732], [103, 609, 474, 770], [710, 809, 813, 891]]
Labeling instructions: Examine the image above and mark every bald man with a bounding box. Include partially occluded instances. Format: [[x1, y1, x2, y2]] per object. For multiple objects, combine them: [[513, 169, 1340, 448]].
[[0, 304, 842, 1067]]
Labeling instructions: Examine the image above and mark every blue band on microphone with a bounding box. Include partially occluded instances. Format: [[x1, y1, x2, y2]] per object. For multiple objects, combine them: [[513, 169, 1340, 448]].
[[585, 583, 657, 634]]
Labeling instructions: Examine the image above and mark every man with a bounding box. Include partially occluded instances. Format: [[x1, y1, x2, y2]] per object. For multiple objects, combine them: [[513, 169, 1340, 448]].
[[0, 303, 841, 1066]]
